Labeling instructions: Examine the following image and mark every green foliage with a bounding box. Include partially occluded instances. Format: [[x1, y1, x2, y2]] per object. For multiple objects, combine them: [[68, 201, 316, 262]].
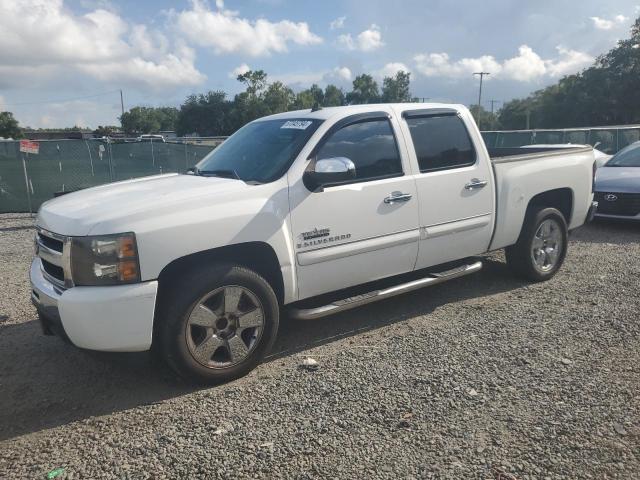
[[499, 16, 640, 129], [346, 74, 380, 104], [176, 91, 231, 137], [93, 125, 120, 136], [120, 106, 178, 134], [382, 71, 412, 103], [144, 68, 411, 136], [0, 111, 22, 139], [470, 105, 501, 130], [323, 85, 346, 107], [236, 70, 268, 97]]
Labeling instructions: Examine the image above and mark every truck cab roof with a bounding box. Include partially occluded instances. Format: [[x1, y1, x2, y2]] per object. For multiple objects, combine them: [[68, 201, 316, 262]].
[[256, 103, 466, 122]]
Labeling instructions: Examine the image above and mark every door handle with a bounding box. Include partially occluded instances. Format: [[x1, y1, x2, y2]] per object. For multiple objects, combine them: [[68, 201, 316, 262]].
[[384, 191, 412, 204], [464, 178, 488, 190]]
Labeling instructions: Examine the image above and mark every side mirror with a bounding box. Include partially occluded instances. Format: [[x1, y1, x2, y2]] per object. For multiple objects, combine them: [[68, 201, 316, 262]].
[[303, 157, 356, 191]]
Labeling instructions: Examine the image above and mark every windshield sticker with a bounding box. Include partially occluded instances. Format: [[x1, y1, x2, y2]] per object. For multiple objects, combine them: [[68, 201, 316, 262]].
[[281, 120, 313, 130]]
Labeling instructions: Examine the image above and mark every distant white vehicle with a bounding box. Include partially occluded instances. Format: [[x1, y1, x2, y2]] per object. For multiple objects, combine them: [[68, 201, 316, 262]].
[[522, 144, 612, 167], [136, 134, 165, 143]]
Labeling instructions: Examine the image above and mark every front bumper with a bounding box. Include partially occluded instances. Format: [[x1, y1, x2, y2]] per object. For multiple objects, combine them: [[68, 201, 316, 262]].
[[594, 212, 640, 221], [30, 258, 158, 352]]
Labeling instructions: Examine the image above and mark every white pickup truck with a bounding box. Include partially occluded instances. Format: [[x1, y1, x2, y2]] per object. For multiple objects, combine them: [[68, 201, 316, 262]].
[[31, 104, 598, 383]]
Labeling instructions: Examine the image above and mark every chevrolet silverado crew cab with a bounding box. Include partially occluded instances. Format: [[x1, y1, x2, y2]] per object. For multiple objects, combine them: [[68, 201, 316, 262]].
[[31, 104, 598, 383]]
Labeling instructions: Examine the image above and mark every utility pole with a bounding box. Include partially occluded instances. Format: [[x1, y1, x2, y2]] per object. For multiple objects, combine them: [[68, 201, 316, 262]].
[[489, 99, 501, 115], [473, 72, 490, 130], [120, 89, 125, 129]]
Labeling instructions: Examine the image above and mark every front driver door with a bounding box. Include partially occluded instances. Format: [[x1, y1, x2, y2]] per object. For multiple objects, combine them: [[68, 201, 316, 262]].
[[288, 112, 420, 300]]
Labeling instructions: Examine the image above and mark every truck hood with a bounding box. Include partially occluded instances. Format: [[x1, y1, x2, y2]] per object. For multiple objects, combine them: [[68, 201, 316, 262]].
[[37, 174, 251, 236], [595, 167, 640, 194]]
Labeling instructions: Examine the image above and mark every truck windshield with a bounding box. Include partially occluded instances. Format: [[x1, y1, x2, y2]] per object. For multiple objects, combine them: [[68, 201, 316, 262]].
[[605, 142, 640, 167], [196, 118, 322, 183]]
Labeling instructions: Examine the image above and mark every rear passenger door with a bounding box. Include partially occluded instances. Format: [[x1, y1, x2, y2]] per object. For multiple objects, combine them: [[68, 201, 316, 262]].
[[288, 112, 419, 300], [400, 108, 495, 269]]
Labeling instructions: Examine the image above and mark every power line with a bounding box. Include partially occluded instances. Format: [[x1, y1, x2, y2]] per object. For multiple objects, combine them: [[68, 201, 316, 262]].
[[1, 90, 122, 107]]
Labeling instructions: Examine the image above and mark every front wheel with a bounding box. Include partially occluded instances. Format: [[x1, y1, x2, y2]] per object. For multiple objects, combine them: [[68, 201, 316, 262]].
[[158, 264, 279, 384], [505, 207, 568, 282]]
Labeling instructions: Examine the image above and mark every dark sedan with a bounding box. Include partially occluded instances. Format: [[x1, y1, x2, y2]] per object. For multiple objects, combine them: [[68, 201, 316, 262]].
[[594, 141, 640, 220]]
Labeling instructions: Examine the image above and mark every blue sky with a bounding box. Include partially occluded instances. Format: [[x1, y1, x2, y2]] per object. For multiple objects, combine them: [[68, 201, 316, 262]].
[[1, 0, 639, 128]]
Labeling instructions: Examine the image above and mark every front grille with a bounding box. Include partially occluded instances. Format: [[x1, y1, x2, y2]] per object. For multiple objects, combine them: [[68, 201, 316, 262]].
[[42, 259, 64, 282], [594, 192, 640, 216], [37, 232, 63, 253], [36, 228, 69, 288]]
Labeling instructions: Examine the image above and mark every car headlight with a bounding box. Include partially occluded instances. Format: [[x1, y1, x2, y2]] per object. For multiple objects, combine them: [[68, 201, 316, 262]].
[[71, 233, 141, 286]]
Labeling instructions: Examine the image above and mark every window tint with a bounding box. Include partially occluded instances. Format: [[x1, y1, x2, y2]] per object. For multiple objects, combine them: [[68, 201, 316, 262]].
[[198, 119, 322, 183], [316, 119, 403, 182], [406, 115, 476, 172]]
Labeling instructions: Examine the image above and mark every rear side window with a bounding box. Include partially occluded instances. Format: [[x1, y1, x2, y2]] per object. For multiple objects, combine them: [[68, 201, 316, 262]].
[[406, 115, 476, 172], [316, 119, 403, 182]]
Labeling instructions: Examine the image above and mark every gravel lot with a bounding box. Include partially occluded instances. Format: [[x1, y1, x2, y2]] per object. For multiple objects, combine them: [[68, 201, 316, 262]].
[[0, 213, 638, 479]]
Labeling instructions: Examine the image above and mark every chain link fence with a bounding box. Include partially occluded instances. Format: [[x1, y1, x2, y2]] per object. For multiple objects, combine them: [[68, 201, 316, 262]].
[[0, 138, 223, 213], [481, 125, 640, 154]]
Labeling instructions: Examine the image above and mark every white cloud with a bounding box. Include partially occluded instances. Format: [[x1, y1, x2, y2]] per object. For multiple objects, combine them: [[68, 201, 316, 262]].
[[229, 63, 251, 78], [338, 24, 384, 52], [414, 44, 593, 82], [502, 46, 546, 81], [270, 66, 352, 88], [377, 62, 411, 79], [414, 52, 501, 78], [0, 0, 205, 91], [332, 66, 352, 81], [174, 0, 322, 57], [590, 15, 627, 30], [546, 46, 594, 77], [330, 16, 346, 30]]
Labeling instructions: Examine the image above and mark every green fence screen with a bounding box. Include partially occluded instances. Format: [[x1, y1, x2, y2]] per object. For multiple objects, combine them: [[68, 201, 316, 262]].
[[481, 126, 640, 154], [0, 139, 217, 213]]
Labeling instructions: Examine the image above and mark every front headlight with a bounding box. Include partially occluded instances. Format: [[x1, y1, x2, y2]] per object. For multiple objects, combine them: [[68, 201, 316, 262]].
[[71, 233, 141, 286]]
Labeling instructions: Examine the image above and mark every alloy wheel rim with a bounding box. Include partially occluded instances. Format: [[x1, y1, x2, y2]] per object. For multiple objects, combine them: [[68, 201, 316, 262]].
[[531, 218, 563, 273], [186, 285, 264, 369]]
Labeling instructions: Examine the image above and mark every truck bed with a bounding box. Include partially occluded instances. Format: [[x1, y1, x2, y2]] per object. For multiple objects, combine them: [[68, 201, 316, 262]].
[[487, 145, 595, 251]]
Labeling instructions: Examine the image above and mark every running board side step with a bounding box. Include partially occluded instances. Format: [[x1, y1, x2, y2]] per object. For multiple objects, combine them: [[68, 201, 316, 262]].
[[288, 260, 482, 320]]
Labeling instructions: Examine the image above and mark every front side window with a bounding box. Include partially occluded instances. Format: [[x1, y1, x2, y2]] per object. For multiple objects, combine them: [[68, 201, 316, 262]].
[[197, 118, 322, 183], [407, 115, 476, 172], [315, 119, 403, 183]]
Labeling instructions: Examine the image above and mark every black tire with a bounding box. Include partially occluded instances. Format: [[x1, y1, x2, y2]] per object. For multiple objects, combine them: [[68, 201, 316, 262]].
[[157, 263, 279, 384], [505, 207, 568, 282]]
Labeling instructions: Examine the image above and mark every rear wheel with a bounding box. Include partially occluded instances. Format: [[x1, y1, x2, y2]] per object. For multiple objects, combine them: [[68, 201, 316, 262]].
[[505, 207, 568, 282], [158, 264, 279, 384]]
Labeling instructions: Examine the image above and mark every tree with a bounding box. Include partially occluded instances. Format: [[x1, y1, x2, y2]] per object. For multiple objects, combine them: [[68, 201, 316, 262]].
[[176, 91, 231, 136], [236, 70, 268, 97], [381, 71, 412, 103], [0, 111, 21, 139], [120, 106, 178, 134], [93, 125, 120, 137], [323, 85, 345, 107], [469, 105, 501, 130], [346, 74, 380, 104], [263, 81, 295, 113]]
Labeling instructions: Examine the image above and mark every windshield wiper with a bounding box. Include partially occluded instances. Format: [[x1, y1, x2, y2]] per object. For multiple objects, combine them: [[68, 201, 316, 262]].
[[189, 167, 241, 180]]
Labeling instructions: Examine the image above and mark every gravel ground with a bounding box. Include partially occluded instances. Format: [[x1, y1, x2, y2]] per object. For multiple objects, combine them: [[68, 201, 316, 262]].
[[0, 213, 638, 479]]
